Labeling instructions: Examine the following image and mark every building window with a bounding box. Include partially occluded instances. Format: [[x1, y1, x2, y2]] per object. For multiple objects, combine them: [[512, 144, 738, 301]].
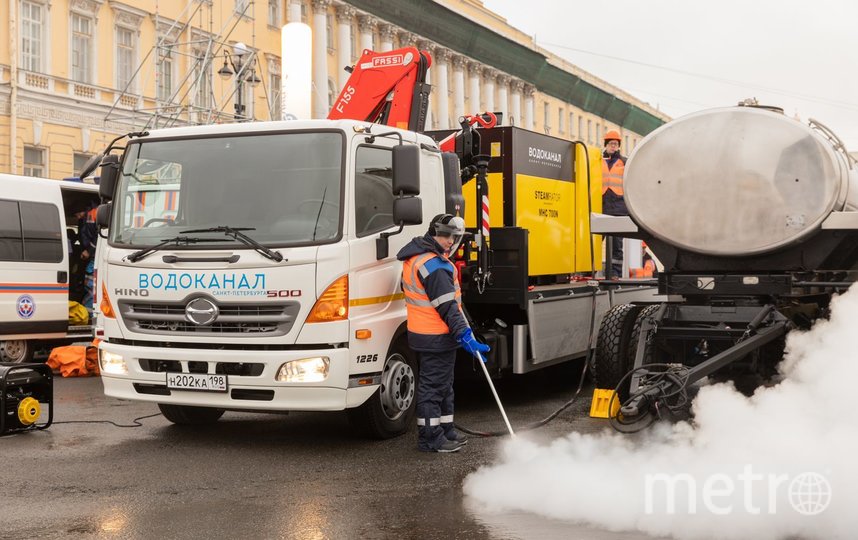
[[327, 77, 336, 108], [625, 135, 629, 150], [21, 0, 45, 72], [270, 72, 282, 120], [301, 3, 308, 23], [633, 138, 638, 149], [24, 146, 46, 177], [587, 119, 592, 143], [268, 0, 280, 26], [156, 47, 174, 102], [235, 0, 250, 16], [326, 13, 334, 51], [192, 49, 212, 112], [71, 13, 94, 83], [73, 152, 93, 176], [350, 25, 357, 62], [543, 102, 550, 132], [558, 108, 565, 134], [596, 124, 601, 145], [116, 26, 136, 91], [569, 112, 575, 138]]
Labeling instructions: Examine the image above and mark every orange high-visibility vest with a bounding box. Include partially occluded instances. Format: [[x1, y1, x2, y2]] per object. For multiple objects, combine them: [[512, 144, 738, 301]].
[[602, 156, 625, 195], [402, 252, 463, 335]]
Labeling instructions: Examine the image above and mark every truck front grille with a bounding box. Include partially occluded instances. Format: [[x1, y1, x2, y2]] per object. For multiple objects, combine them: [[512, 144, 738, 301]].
[[119, 299, 300, 337]]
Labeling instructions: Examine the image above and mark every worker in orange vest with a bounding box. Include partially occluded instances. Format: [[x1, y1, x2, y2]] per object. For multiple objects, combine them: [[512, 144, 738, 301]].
[[602, 130, 627, 277], [397, 214, 489, 453]]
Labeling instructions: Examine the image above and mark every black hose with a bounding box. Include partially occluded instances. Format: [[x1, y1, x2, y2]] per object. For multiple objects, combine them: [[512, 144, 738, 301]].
[[52, 412, 163, 428], [454, 142, 600, 438]]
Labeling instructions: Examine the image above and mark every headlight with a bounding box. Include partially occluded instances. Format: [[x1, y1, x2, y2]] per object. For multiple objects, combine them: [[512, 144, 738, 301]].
[[99, 350, 127, 375], [276, 357, 330, 383]]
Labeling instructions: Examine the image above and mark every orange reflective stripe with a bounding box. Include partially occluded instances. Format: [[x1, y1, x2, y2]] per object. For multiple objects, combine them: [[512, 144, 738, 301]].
[[601, 158, 625, 195], [402, 253, 462, 335]]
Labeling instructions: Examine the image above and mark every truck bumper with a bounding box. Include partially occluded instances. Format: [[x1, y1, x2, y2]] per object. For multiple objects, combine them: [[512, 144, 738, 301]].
[[98, 341, 377, 411]]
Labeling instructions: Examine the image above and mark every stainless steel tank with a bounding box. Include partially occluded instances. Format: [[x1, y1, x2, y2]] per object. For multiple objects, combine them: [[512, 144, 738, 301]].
[[624, 106, 857, 257]]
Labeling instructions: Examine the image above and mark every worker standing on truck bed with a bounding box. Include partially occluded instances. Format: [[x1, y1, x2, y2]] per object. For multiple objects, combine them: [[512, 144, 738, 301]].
[[602, 130, 628, 277], [397, 214, 490, 453]]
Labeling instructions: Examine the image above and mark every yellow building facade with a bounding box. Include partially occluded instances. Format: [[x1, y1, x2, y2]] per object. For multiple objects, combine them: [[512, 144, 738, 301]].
[[0, 0, 669, 179]]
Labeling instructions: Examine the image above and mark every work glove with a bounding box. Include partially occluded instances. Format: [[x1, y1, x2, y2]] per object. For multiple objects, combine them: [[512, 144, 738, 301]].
[[458, 328, 490, 360]]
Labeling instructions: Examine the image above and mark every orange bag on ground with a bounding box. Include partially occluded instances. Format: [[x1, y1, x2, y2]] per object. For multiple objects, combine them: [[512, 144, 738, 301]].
[[47, 340, 101, 377]]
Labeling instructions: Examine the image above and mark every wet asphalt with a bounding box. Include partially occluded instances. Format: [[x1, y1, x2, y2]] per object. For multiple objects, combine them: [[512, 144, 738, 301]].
[[0, 361, 652, 540]]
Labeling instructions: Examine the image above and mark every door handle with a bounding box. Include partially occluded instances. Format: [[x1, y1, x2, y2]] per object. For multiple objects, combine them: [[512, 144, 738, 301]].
[[58, 271, 68, 284]]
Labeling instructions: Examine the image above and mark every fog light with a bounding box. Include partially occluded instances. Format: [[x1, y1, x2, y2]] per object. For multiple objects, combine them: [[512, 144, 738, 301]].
[[276, 357, 330, 383], [99, 350, 127, 375]]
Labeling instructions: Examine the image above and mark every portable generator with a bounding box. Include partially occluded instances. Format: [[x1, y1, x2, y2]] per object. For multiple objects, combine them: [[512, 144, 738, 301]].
[[1, 362, 53, 435]]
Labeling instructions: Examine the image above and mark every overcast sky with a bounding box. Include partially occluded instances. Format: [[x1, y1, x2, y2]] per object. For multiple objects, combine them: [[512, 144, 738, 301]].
[[483, 0, 858, 148]]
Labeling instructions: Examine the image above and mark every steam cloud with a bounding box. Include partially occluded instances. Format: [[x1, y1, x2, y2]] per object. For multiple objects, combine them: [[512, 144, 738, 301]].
[[464, 286, 858, 539]]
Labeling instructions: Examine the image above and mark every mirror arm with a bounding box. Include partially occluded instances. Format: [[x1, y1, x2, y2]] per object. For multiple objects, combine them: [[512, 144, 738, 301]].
[[376, 223, 405, 260]]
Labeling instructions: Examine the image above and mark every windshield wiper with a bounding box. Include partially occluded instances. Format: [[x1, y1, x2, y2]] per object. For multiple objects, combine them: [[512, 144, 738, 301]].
[[126, 236, 222, 263], [180, 226, 284, 262]]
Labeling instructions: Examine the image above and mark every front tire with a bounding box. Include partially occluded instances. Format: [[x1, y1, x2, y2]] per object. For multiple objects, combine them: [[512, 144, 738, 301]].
[[348, 338, 417, 439], [0, 340, 35, 363], [158, 404, 225, 425]]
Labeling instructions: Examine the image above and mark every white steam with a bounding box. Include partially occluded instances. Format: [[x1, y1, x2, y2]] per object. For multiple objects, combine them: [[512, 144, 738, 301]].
[[464, 286, 858, 539]]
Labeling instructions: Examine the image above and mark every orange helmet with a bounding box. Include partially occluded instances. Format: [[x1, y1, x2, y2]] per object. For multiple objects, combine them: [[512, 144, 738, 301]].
[[604, 130, 621, 144]]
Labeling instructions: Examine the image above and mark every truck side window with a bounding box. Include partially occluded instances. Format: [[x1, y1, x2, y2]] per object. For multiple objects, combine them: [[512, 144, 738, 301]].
[[20, 201, 63, 263], [0, 199, 24, 261], [354, 146, 395, 237]]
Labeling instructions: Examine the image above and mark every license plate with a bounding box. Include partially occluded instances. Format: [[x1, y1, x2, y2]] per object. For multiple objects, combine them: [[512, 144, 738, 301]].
[[166, 373, 228, 392]]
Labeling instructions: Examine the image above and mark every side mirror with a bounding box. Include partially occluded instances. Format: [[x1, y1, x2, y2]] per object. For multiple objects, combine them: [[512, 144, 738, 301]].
[[393, 197, 422, 225], [392, 144, 420, 196], [96, 203, 112, 228], [99, 154, 121, 201]]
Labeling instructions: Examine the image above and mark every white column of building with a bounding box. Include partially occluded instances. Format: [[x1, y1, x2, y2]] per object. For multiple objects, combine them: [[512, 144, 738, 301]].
[[335, 4, 355, 90], [357, 14, 375, 53], [433, 47, 450, 129], [468, 61, 481, 114], [483, 68, 496, 114], [497, 74, 509, 125], [289, 0, 302, 22], [311, 0, 331, 118], [378, 23, 395, 52], [452, 55, 466, 122], [510, 79, 523, 128], [524, 83, 535, 130], [417, 40, 434, 128]]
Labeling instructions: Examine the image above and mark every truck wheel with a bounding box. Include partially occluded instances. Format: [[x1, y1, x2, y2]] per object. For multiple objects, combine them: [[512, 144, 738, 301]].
[[0, 340, 35, 363], [158, 404, 225, 425], [593, 304, 644, 401], [348, 339, 417, 439]]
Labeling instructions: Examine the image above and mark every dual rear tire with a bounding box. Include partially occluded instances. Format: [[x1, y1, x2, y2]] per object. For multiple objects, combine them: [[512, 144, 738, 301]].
[[593, 304, 658, 402]]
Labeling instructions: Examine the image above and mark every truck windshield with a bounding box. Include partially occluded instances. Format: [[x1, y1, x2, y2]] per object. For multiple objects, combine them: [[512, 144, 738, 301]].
[[109, 131, 343, 247]]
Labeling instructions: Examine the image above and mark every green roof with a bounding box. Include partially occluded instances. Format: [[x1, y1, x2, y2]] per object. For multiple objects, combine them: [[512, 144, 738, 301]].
[[348, 0, 665, 135]]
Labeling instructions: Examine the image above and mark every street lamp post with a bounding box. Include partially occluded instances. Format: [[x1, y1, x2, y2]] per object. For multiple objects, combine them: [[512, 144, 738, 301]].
[[218, 42, 262, 121]]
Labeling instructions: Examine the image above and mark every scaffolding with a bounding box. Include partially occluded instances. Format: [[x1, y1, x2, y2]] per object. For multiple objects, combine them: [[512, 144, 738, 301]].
[[104, 0, 277, 132]]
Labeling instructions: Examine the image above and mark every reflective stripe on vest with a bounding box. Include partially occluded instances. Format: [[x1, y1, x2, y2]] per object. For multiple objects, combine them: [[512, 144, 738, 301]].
[[402, 252, 462, 335], [602, 156, 625, 195]]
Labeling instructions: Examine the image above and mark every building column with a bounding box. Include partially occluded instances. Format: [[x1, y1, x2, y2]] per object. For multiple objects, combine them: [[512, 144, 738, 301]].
[[483, 68, 496, 114], [433, 47, 450, 129], [510, 79, 523, 128], [336, 4, 355, 90], [452, 55, 466, 122], [467, 61, 481, 114], [524, 83, 535, 131], [497, 74, 509, 126], [378, 23, 396, 52], [311, 0, 331, 118], [357, 14, 375, 53], [289, 0, 302, 22]]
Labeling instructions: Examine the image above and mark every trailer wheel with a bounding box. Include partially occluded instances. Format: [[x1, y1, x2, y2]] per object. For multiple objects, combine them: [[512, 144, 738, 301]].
[[593, 304, 644, 401], [0, 340, 35, 363], [348, 338, 417, 439], [158, 404, 225, 425]]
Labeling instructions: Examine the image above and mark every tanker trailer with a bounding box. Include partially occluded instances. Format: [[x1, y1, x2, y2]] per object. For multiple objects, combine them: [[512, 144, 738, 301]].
[[591, 103, 858, 429]]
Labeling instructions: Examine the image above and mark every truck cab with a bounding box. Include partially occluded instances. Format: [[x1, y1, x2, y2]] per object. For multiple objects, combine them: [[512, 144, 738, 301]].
[[96, 119, 448, 437]]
